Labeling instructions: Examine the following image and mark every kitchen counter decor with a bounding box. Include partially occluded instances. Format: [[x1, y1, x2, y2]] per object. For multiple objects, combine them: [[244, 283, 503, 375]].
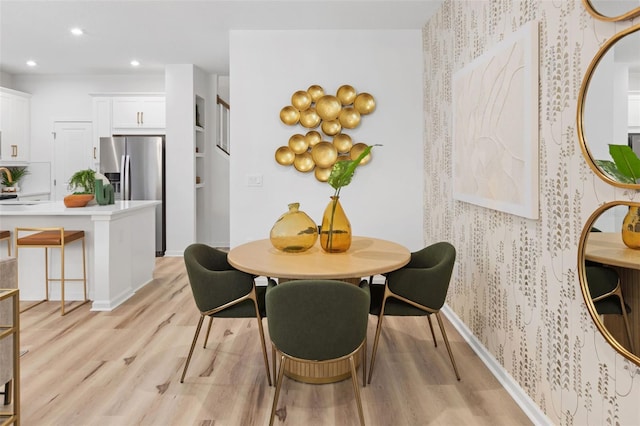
[[0, 166, 28, 193], [63, 193, 94, 208]]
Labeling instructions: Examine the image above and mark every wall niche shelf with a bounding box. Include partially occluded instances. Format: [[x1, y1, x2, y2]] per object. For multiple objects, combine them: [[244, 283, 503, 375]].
[[195, 95, 206, 190]]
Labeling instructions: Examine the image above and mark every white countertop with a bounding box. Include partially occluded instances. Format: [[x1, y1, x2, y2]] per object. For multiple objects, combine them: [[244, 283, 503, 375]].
[[0, 200, 160, 216]]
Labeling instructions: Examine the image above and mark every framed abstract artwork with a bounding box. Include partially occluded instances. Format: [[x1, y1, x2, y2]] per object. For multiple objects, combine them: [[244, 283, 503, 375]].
[[452, 21, 539, 219]]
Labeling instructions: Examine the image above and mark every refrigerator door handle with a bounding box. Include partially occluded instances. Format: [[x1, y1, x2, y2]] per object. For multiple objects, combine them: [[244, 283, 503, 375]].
[[122, 154, 131, 200]]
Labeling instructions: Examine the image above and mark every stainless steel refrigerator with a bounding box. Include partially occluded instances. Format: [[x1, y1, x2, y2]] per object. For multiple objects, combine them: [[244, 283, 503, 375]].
[[100, 135, 166, 256]]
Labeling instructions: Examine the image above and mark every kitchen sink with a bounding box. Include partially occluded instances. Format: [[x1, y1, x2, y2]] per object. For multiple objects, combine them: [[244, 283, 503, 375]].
[[0, 194, 18, 200]]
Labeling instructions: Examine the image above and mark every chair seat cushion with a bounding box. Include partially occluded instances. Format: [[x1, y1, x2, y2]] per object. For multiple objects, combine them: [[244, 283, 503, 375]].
[[369, 283, 429, 317], [17, 230, 84, 246], [0, 230, 9, 240]]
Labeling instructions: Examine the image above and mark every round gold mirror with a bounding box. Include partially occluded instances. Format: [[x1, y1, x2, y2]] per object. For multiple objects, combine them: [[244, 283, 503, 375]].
[[578, 201, 640, 365], [577, 24, 640, 189], [582, 0, 640, 21]]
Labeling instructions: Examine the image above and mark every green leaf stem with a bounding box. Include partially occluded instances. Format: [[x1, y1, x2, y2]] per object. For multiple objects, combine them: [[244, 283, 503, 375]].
[[608, 144, 640, 184]]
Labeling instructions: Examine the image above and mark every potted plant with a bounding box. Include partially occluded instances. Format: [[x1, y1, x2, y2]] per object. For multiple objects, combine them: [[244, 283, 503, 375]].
[[0, 166, 29, 193], [64, 168, 96, 207]]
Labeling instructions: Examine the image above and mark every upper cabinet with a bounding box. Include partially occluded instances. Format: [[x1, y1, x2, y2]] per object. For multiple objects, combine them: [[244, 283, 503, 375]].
[[92, 94, 166, 164], [112, 96, 166, 133], [0, 87, 31, 163]]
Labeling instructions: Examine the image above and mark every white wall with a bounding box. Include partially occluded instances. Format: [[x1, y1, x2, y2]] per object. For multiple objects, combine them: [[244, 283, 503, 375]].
[[165, 65, 196, 256], [213, 75, 231, 246], [0, 71, 14, 89], [218, 76, 229, 102], [423, 1, 640, 423], [229, 29, 424, 250]]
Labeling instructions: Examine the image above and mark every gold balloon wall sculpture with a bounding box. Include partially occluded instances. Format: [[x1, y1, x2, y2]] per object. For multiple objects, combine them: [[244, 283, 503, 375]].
[[276, 84, 376, 182]]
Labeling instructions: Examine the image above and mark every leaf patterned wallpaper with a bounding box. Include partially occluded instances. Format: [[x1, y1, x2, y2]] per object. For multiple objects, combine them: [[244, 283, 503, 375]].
[[423, 0, 640, 424]]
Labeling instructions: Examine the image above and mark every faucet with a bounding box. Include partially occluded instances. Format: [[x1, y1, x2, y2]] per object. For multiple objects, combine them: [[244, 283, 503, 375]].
[[0, 167, 12, 184]]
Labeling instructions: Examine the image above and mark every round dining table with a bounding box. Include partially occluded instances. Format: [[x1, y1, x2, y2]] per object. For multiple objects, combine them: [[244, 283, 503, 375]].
[[228, 236, 411, 383]]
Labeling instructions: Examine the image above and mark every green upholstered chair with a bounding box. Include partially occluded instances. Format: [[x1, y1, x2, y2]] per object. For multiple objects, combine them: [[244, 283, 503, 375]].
[[585, 265, 635, 353], [368, 241, 460, 383], [266, 279, 370, 426], [180, 243, 271, 385]]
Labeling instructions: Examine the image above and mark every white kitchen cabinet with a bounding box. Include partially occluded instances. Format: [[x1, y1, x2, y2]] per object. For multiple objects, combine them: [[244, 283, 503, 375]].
[[0, 87, 31, 163], [112, 96, 166, 132], [91, 96, 112, 164]]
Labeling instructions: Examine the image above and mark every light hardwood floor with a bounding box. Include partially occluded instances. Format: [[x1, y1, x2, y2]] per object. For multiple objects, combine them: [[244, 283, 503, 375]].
[[14, 257, 532, 425]]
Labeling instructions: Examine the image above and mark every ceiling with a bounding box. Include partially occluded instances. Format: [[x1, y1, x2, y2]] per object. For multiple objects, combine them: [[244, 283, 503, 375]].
[[0, 0, 443, 77]]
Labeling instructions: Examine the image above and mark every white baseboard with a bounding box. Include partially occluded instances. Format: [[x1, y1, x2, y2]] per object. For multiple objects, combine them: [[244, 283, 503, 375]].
[[441, 305, 552, 426]]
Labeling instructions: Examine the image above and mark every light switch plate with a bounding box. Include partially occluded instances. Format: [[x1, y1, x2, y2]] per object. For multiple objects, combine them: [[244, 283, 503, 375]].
[[247, 174, 263, 187]]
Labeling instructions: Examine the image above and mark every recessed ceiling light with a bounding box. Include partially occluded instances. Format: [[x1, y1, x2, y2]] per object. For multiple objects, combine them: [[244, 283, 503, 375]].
[[26, 60, 37, 67], [70, 28, 84, 36], [130, 60, 140, 67]]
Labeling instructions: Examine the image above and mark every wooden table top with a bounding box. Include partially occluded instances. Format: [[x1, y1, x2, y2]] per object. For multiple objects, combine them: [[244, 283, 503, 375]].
[[585, 232, 640, 270], [228, 236, 411, 280]]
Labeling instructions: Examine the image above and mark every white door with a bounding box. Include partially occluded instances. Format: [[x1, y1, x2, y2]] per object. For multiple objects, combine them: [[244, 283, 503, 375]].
[[53, 121, 92, 201]]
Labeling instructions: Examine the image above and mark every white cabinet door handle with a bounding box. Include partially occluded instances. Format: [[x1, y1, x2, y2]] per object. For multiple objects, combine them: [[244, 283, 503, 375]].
[[136, 111, 140, 124], [140, 111, 144, 125]]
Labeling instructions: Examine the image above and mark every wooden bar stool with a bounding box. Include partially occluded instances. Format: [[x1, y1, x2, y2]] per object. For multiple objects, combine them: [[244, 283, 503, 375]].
[[0, 230, 10, 256], [15, 227, 89, 315]]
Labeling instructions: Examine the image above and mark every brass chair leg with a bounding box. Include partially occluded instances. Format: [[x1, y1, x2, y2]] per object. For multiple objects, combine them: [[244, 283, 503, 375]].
[[203, 316, 213, 348], [81, 236, 87, 302], [60, 239, 90, 316], [362, 338, 367, 388], [272, 346, 277, 387], [60, 244, 66, 315], [251, 291, 272, 386], [349, 355, 365, 426], [368, 292, 389, 384], [427, 314, 437, 347], [619, 301, 635, 354], [44, 247, 50, 301], [269, 354, 286, 426], [255, 314, 272, 386], [180, 315, 205, 383], [435, 312, 460, 380], [368, 312, 385, 384]]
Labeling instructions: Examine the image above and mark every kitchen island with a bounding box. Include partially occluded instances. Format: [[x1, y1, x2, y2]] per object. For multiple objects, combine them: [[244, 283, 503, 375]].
[[0, 200, 160, 311]]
